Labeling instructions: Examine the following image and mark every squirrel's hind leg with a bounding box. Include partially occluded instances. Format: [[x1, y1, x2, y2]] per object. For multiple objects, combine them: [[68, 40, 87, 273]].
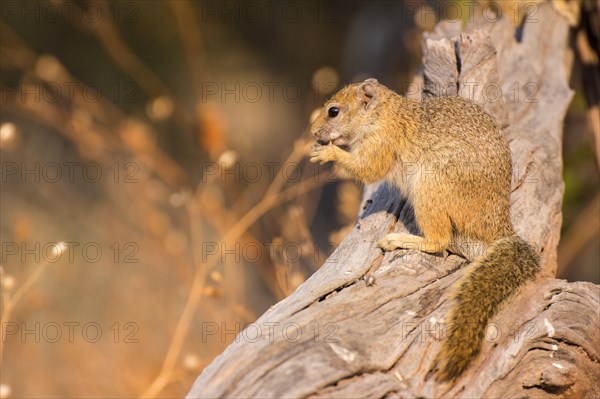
[[378, 202, 452, 256], [378, 232, 449, 255]]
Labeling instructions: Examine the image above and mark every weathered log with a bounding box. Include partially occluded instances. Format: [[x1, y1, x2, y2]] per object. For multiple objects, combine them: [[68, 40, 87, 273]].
[[187, 4, 599, 398]]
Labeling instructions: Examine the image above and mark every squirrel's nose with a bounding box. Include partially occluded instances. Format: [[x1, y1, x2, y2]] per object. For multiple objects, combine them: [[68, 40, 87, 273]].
[[313, 129, 329, 142]]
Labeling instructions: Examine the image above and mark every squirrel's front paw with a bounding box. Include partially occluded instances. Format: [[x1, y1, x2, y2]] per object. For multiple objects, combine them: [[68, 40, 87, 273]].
[[310, 143, 336, 164]]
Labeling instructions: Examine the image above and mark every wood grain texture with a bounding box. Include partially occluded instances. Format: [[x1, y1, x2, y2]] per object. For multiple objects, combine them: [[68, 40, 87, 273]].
[[187, 4, 598, 398]]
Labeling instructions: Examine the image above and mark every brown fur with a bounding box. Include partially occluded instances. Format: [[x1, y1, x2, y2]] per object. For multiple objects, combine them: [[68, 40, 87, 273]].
[[310, 78, 540, 382]]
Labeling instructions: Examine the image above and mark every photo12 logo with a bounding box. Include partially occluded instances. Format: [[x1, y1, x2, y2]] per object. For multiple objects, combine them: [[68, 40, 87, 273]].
[[1, 162, 140, 184], [200, 240, 338, 264], [199, 1, 339, 24], [1, 81, 143, 105], [0, 1, 139, 24], [1, 241, 139, 264], [200, 321, 339, 344], [1, 321, 139, 344]]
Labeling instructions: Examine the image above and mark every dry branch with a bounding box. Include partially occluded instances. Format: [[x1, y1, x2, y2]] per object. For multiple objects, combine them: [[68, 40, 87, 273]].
[[187, 4, 599, 398]]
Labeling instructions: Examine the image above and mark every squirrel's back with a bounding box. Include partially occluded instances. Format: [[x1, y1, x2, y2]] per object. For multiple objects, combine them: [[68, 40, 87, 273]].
[[419, 97, 510, 164], [389, 96, 515, 249]]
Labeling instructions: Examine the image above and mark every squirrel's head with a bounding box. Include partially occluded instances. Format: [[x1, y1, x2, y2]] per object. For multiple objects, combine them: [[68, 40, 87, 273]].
[[310, 78, 382, 150]]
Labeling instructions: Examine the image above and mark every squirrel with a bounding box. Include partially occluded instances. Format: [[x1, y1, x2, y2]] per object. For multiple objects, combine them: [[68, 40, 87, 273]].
[[309, 78, 540, 382]]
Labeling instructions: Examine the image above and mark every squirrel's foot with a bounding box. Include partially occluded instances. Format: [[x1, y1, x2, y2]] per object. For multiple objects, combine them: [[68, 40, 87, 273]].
[[378, 233, 448, 255], [377, 233, 415, 252], [310, 143, 338, 165]]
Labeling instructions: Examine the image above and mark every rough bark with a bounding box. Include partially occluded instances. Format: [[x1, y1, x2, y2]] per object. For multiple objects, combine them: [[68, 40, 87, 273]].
[[187, 4, 599, 398]]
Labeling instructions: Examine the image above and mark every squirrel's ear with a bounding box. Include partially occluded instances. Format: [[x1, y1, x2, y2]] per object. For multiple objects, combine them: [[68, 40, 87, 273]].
[[357, 78, 379, 110]]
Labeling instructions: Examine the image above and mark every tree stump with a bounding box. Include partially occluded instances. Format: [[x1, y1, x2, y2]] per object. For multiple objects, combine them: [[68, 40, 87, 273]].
[[187, 4, 600, 398]]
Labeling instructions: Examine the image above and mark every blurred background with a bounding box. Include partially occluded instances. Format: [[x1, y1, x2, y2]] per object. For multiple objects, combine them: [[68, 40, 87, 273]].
[[0, 1, 598, 398]]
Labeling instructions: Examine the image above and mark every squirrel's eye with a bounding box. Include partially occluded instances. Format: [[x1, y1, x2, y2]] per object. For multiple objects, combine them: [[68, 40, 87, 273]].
[[328, 107, 339, 118]]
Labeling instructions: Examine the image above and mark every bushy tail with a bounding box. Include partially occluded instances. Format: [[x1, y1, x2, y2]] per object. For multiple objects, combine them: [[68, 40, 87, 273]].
[[435, 235, 540, 382]]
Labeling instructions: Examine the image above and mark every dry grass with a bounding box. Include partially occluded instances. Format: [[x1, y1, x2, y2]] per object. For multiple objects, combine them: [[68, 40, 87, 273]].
[[0, 10, 347, 397]]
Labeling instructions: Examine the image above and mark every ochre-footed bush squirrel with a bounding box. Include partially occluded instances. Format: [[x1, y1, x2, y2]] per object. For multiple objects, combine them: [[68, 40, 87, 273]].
[[309, 78, 540, 382]]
